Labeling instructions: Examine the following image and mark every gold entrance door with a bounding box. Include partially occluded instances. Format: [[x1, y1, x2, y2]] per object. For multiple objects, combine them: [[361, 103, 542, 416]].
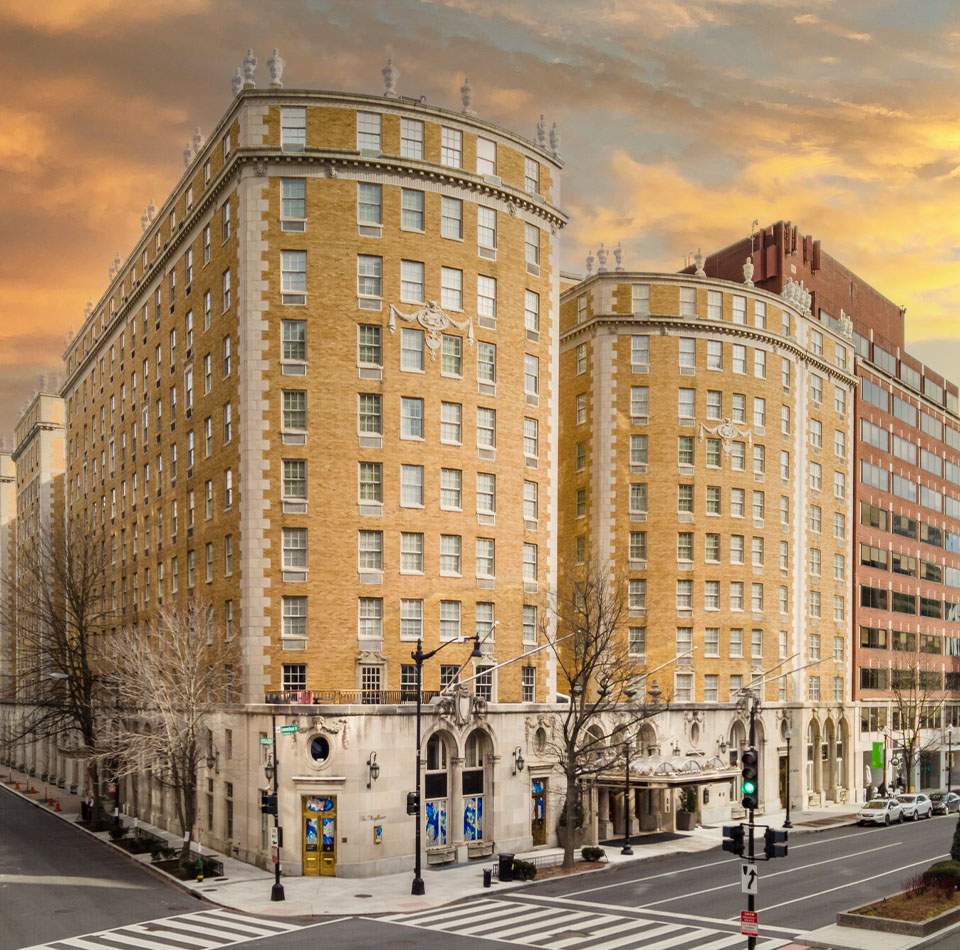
[[779, 756, 788, 809], [302, 795, 337, 876], [531, 779, 546, 846]]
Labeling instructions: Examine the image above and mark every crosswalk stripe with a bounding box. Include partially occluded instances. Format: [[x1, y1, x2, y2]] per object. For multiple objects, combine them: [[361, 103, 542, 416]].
[[383, 900, 505, 925], [539, 916, 662, 949], [688, 936, 744, 950], [516, 913, 622, 945], [191, 911, 299, 933], [585, 922, 680, 950], [453, 907, 563, 935], [120, 924, 222, 949], [478, 910, 600, 940], [186, 913, 295, 936], [428, 904, 536, 931], [639, 930, 714, 950], [80, 932, 183, 950], [140, 920, 241, 942]]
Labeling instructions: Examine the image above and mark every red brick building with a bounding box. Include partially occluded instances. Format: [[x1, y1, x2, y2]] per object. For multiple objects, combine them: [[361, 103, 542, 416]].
[[700, 222, 960, 794]]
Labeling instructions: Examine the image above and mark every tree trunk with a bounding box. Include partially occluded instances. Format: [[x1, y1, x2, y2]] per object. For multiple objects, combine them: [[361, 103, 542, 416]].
[[180, 779, 197, 865], [87, 760, 102, 825], [562, 768, 578, 869]]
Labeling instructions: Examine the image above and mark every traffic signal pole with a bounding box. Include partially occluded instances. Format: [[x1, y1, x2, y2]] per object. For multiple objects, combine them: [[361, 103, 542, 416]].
[[747, 697, 757, 950], [271, 712, 284, 902]]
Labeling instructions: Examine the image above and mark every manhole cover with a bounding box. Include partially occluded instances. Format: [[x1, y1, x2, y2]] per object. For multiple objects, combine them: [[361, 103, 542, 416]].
[[353, 894, 373, 898]]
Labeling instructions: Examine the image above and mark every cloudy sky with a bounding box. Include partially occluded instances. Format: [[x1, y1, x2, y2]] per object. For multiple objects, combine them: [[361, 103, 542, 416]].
[[3, 0, 960, 437]]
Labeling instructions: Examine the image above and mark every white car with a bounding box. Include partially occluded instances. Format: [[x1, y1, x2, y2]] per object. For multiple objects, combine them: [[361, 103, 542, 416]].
[[858, 798, 903, 826], [898, 794, 933, 820]]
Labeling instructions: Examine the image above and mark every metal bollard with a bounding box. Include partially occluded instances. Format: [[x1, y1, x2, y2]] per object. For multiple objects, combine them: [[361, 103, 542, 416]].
[[483, 868, 492, 888]]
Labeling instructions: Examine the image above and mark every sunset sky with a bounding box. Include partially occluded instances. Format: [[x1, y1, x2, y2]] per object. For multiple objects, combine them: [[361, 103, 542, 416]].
[[3, 0, 960, 438]]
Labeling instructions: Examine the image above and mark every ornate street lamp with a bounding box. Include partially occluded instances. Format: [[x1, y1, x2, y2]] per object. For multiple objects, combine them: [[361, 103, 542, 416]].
[[783, 728, 793, 829]]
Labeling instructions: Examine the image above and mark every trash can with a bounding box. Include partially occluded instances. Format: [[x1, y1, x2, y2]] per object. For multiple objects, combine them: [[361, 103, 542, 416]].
[[498, 853, 515, 882], [482, 868, 492, 888], [80, 801, 91, 822]]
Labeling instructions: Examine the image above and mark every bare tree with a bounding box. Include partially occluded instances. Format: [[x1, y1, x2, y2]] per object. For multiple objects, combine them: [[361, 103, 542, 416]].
[[1, 518, 111, 822], [889, 660, 947, 794], [542, 558, 666, 868], [93, 603, 238, 863]]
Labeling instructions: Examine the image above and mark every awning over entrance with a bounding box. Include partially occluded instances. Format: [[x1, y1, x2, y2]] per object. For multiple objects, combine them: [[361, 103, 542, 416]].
[[596, 754, 739, 787]]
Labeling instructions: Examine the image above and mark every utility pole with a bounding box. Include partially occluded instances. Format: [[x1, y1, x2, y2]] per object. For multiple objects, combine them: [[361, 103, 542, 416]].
[[270, 712, 284, 901], [747, 696, 757, 950]]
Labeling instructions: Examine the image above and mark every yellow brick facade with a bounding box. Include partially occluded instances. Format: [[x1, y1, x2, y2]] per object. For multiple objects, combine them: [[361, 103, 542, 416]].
[[60, 90, 565, 708]]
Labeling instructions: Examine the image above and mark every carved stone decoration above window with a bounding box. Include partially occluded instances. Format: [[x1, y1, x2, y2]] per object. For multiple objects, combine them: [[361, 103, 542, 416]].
[[698, 418, 753, 453], [388, 301, 475, 359]]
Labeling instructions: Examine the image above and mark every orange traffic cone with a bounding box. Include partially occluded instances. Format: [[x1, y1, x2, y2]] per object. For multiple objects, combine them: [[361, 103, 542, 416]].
[[14, 782, 19, 790], [47, 797, 54, 806], [29, 785, 35, 794], [55, 800, 61, 812]]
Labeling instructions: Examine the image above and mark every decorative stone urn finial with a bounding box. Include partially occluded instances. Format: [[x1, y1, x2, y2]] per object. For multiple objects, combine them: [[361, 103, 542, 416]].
[[192, 126, 204, 156], [231, 67, 243, 97], [614, 241, 624, 272], [242, 48, 257, 88], [460, 76, 474, 114], [693, 248, 705, 278], [536, 114, 546, 147], [146, 200, 156, 222], [585, 250, 594, 276], [183, 145, 192, 168], [382, 58, 398, 97], [597, 242, 608, 273], [549, 121, 561, 158], [743, 255, 754, 286], [268, 48, 285, 87]]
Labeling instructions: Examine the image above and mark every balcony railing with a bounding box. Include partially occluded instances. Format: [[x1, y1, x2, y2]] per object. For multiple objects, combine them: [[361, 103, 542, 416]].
[[264, 688, 442, 706]]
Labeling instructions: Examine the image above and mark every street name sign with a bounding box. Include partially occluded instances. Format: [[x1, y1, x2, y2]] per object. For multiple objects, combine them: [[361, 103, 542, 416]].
[[259, 737, 275, 745], [741, 863, 758, 895], [740, 911, 759, 937], [277, 724, 298, 735]]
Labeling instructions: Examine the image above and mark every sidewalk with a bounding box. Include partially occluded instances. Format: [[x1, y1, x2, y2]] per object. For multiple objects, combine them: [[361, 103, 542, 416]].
[[0, 764, 860, 918]]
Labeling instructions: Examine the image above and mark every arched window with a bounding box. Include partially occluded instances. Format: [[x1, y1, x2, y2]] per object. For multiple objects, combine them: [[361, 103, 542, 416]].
[[463, 730, 487, 841], [425, 734, 449, 846]]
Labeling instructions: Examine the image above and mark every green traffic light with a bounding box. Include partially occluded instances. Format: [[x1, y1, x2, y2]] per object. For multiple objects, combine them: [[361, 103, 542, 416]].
[[742, 781, 756, 793]]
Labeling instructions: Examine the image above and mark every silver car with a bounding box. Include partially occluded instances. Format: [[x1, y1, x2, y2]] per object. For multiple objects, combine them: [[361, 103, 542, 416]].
[[898, 794, 933, 820], [858, 798, 903, 825]]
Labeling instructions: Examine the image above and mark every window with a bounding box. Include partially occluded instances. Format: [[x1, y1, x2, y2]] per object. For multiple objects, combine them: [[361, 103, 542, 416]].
[[731, 487, 745, 517], [678, 436, 694, 466], [809, 461, 822, 492], [679, 484, 694, 513], [357, 183, 382, 224], [401, 328, 424, 371], [523, 481, 538, 521], [222, 402, 232, 443], [441, 402, 462, 444], [358, 461, 382, 502], [705, 580, 720, 611], [810, 328, 823, 356], [524, 417, 539, 457], [358, 393, 382, 433], [706, 439, 722, 467], [401, 189, 424, 230], [477, 473, 495, 514], [631, 531, 648, 560], [676, 531, 693, 561], [632, 387, 649, 421], [678, 388, 695, 420], [401, 397, 424, 438], [576, 344, 587, 375], [524, 290, 540, 333], [401, 465, 424, 506], [221, 269, 231, 310], [476, 538, 495, 577], [707, 391, 722, 420], [282, 179, 306, 220], [477, 206, 497, 249], [476, 136, 497, 175], [629, 579, 647, 609], [810, 418, 822, 448], [283, 459, 306, 499], [400, 118, 424, 159], [678, 338, 695, 369], [706, 290, 722, 320], [752, 583, 764, 613], [810, 374, 823, 404], [676, 580, 693, 610], [442, 335, 463, 376], [441, 267, 462, 310], [205, 542, 214, 582], [281, 107, 306, 151], [523, 543, 538, 582], [753, 445, 765, 475], [834, 471, 846, 499], [358, 530, 383, 570], [730, 627, 743, 656], [357, 325, 382, 366], [440, 127, 462, 167], [357, 111, 381, 151], [400, 600, 423, 640], [523, 224, 540, 268], [282, 390, 306, 431], [576, 489, 587, 518], [731, 442, 745, 471], [282, 596, 307, 639], [751, 628, 763, 658], [809, 591, 821, 619], [441, 197, 463, 239], [808, 677, 820, 701], [358, 598, 383, 641], [283, 527, 307, 570], [679, 286, 696, 316], [440, 468, 462, 509], [477, 407, 496, 448], [707, 340, 722, 370], [477, 276, 497, 320], [357, 255, 382, 300], [400, 532, 424, 573], [733, 344, 746, 374]]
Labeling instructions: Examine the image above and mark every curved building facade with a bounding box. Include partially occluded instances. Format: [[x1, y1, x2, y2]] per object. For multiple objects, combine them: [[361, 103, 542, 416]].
[[559, 271, 858, 827]]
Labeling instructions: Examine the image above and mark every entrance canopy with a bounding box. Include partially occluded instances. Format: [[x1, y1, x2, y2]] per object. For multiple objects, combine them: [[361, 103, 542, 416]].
[[596, 754, 739, 787]]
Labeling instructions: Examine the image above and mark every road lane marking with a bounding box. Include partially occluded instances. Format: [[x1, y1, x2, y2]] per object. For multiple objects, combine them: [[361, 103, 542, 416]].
[[0, 875, 147, 889], [638, 841, 902, 907]]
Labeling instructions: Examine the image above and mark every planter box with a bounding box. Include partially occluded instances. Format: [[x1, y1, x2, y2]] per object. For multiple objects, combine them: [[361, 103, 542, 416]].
[[838, 894, 960, 938], [556, 825, 584, 849], [426, 846, 456, 866], [468, 840, 494, 858], [676, 811, 698, 831]]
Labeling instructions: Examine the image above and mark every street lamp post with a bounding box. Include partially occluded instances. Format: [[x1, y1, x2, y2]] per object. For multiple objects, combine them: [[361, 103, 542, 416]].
[[948, 725, 953, 795], [264, 712, 284, 902], [783, 728, 793, 829], [411, 632, 483, 897], [621, 732, 633, 855]]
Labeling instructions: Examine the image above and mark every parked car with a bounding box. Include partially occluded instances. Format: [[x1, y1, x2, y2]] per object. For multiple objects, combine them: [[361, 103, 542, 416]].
[[858, 798, 903, 825], [929, 792, 960, 815], [898, 794, 933, 820]]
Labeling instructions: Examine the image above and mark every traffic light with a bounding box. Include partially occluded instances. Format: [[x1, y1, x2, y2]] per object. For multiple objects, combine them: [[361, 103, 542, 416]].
[[764, 827, 788, 859], [722, 823, 745, 856], [260, 791, 278, 816], [406, 791, 419, 815], [741, 747, 759, 810]]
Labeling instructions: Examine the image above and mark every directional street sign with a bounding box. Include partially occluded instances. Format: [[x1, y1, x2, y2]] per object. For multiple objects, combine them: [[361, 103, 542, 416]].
[[277, 724, 299, 735], [259, 737, 275, 745], [741, 862, 758, 895], [740, 910, 759, 937]]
